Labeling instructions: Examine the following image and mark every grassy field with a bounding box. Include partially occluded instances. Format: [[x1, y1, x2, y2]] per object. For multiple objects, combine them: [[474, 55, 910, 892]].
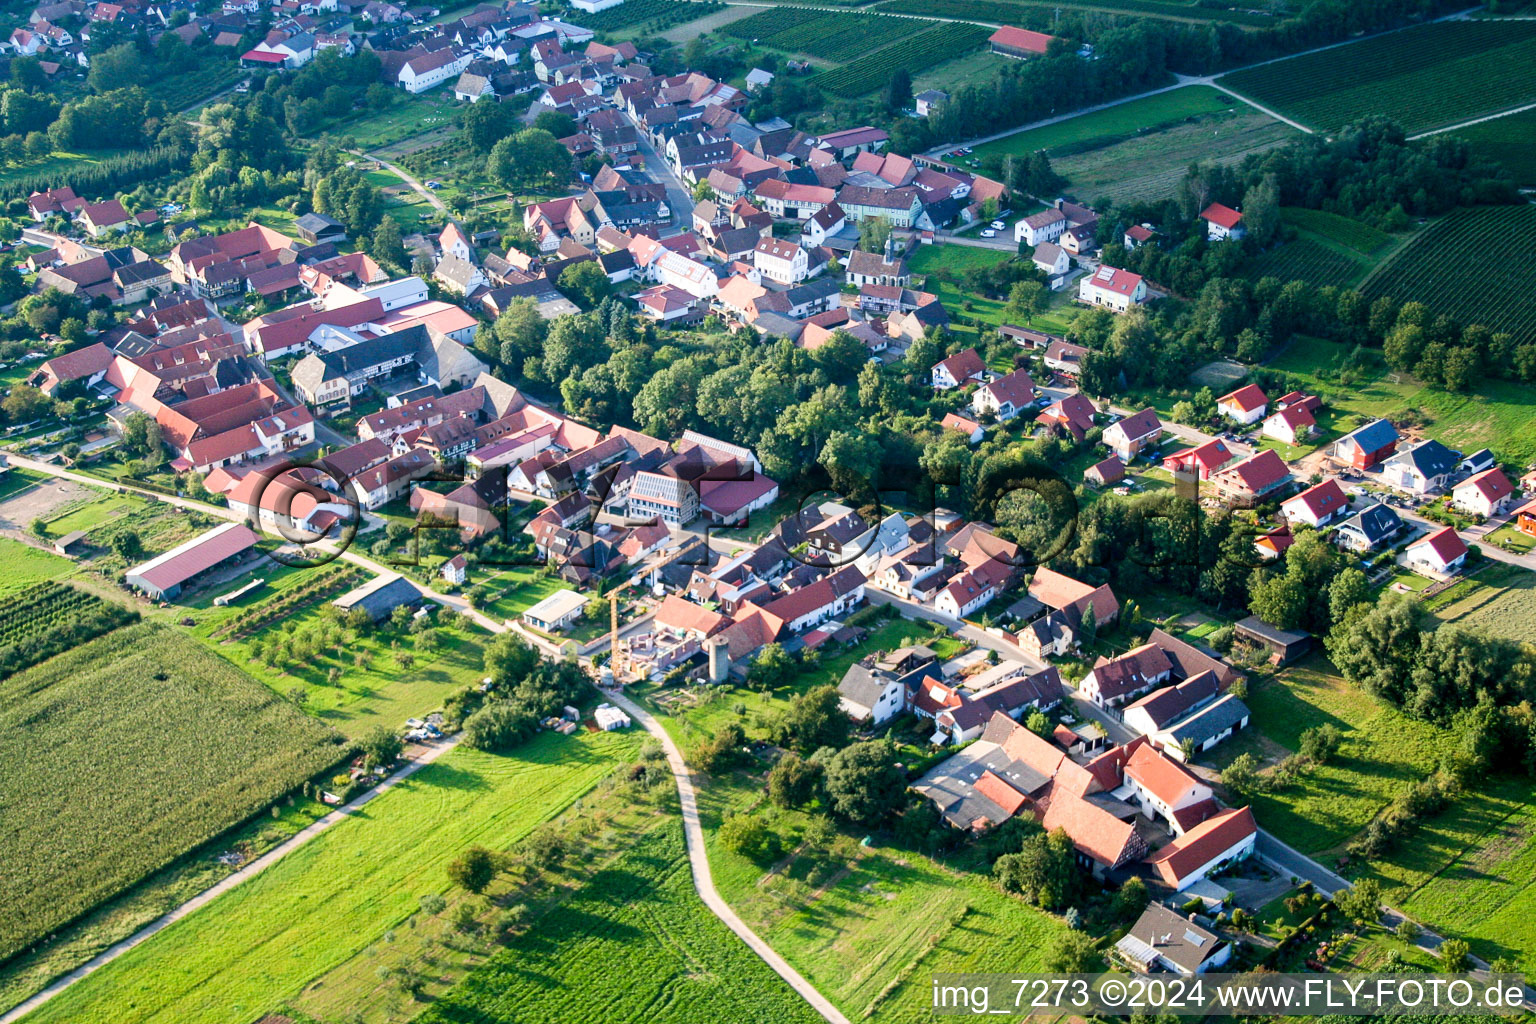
[[1451, 107, 1536, 187], [309, 92, 456, 149], [0, 623, 344, 963], [477, 565, 569, 623], [970, 85, 1239, 165], [1400, 801, 1536, 974], [1264, 334, 1536, 465], [415, 822, 824, 1024], [1421, 561, 1536, 645], [694, 777, 1071, 1022], [1046, 96, 1297, 205], [21, 735, 642, 1024], [1218, 21, 1536, 134], [0, 537, 74, 594], [197, 592, 495, 738], [1207, 658, 1526, 857], [814, 23, 991, 98], [1359, 204, 1536, 347], [0, 148, 128, 193], [722, 8, 926, 62]]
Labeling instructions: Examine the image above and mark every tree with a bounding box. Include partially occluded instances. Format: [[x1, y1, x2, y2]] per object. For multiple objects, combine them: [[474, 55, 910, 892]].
[[29, 518, 47, 538], [487, 128, 570, 190], [1026, 710, 1052, 736], [994, 829, 1081, 910], [773, 684, 851, 755], [1334, 878, 1382, 925], [1440, 937, 1470, 972], [767, 752, 823, 808], [370, 216, 405, 270], [1328, 567, 1372, 626], [110, 528, 143, 561], [360, 725, 403, 769], [461, 98, 519, 153], [718, 813, 779, 862], [2, 384, 49, 424], [447, 846, 498, 894], [557, 260, 611, 309], [1115, 876, 1149, 919], [531, 109, 577, 141], [1299, 723, 1343, 764], [120, 411, 164, 462], [1044, 930, 1100, 973], [462, 702, 537, 751], [746, 642, 795, 691], [821, 741, 906, 825], [1003, 280, 1047, 321], [857, 216, 892, 255], [492, 297, 549, 366], [884, 68, 913, 113], [1220, 752, 1263, 797]]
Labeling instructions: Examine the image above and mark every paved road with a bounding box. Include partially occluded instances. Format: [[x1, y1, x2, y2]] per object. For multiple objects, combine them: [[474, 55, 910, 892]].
[[605, 687, 854, 1024], [0, 736, 462, 1024], [621, 112, 695, 236], [1254, 828, 1349, 897]]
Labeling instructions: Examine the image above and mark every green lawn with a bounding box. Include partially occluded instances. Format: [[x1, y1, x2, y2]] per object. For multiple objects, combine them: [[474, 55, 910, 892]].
[[1208, 658, 1528, 860], [477, 565, 569, 623], [1265, 334, 1536, 464], [308, 93, 456, 149], [971, 85, 1241, 163], [21, 735, 641, 1024], [42, 493, 142, 535], [1421, 560, 1536, 645], [0, 537, 75, 593]]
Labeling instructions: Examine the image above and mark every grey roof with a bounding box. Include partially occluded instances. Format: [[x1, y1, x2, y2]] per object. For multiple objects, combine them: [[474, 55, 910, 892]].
[[1336, 502, 1403, 546], [1339, 417, 1399, 454], [1162, 692, 1251, 748], [1387, 438, 1459, 479], [1118, 904, 1224, 973], [295, 212, 343, 234], [435, 251, 484, 291], [837, 663, 894, 711], [416, 330, 489, 386], [332, 574, 421, 621]]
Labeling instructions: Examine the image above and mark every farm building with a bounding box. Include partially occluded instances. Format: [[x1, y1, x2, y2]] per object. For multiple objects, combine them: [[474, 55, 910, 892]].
[[124, 522, 261, 601], [1145, 806, 1257, 893], [523, 588, 587, 632], [1233, 616, 1311, 667], [332, 573, 422, 621], [988, 25, 1054, 58]]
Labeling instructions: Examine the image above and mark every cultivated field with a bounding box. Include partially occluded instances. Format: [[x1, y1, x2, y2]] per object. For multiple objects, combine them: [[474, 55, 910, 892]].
[[0, 537, 73, 594], [0, 581, 137, 678], [1400, 802, 1536, 974], [21, 736, 641, 1024], [578, 0, 722, 32], [815, 23, 991, 98], [1265, 334, 1536, 464], [1359, 205, 1536, 346], [1422, 562, 1536, 646], [1452, 108, 1536, 187], [723, 9, 926, 62], [1242, 207, 1397, 288], [877, 0, 1278, 26], [971, 86, 1240, 165], [1219, 21, 1536, 134], [416, 825, 824, 1024], [0, 623, 343, 963], [1051, 104, 1296, 205]]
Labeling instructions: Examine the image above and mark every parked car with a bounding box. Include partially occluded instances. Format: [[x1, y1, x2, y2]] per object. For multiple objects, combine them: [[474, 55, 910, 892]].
[[980, 229, 997, 238]]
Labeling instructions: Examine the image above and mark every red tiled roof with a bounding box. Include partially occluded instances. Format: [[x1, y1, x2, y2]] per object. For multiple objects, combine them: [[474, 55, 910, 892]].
[[934, 347, 985, 382], [1218, 383, 1267, 413], [974, 769, 1028, 817], [1124, 743, 1204, 806], [132, 523, 261, 591], [1285, 479, 1346, 521], [1111, 406, 1161, 441], [1215, 449, 1290, 494], [1148, 806, 1256, 885], [1459, 468, 1512, 503], [941, 412, 981, 436], [655, 594, 730, 637], [1041, 788, 1139, 868], [988, 25, 1053, 53], [1200, 203, 1243, 230], [1412, 526, 1467, 565]]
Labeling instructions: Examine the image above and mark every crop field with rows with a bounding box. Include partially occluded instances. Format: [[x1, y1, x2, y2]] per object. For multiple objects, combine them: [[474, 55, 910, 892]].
[[1244, 237, 1370, 287], [1452, 108, 1536, 187], [1219, 21, 1536, 134], [816, 23, 990, 98], [1360, 205, 1536, 345], [0, 581, 137, 679], [0, 623, 345, 962], [580, 0, 722, 31], [417, 824, 824, 1024], [724, 10, 925, 62], [877, 0, 1278, 26]]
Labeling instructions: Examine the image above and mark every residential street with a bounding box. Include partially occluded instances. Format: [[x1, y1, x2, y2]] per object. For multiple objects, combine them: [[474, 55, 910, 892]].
[[621, 112, 695, 238]]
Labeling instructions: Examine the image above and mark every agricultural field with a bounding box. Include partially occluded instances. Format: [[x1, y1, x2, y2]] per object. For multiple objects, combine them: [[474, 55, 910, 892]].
[[971, 85, 1239, 165], [1265, 334, 1536, 465], [1207, 659, 1534, 864], [0, 581, 137, 678], [579, 0, 722, 32], [695, 779, 1071, 1022], [0, 623, 344, 964], [1400, 802, 1536, 974], [1049, 104, 1296, 206], [815, 23, 991, 98], [415, 824, 824, 1024], [1243, 237, 1371, 287], [877, 0, 1278, 25], [1421, 561, 1536, 646], [1452, 108, 1536, 187], [1219, 21, 1536, 134], [723, 10, 925, 62], [1359, 205, 1536, 346], [21, 736, 642, 1024]]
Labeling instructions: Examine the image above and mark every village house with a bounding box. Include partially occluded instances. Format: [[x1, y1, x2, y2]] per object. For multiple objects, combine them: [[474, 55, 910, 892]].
[[1281, 478, 1348, 529], [1332, 502, 1404, 553], [1116, 904, 1232, 972], [1210, 449, 1292, 503], [1332, 418, 1399, 469], [1163, 438, 1236, 481], [1078, 265, 1145, 313], [1102, 407, 1162, 463], [931, 348, 986, 390], [1451, 467, 1514, 517], [753, 237, 812, 285], [1382, 439, 1459, 495], [1200, 203, 1245, 241], [1215, 384, 1267, 426], [970, 368, 1036, 421], [1405, 526, 1468, 578], [1263, 403, 1316, 445]]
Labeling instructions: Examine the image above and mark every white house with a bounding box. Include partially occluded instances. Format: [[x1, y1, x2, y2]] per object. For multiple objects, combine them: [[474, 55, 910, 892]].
[[1405, 527, 1468, 578], [1031, 241, 1070, 287], [1216, 383, 1267, 425], [1145, 807, 1257, 893], [836, 663, 906, 726], [441, 553, 467, 585], [753, 237, 811, 285], [399, 48, 471, 93], [522, 588, 587, 631], [933, 558, 1009, 619], [1078, 265, 1145, 313], [1382, 439, 1459, 495], [1281, 479, 1348, 529], [1262, 404, 1315, 444], [931, 348, 986, 390], [803, 202, 846, 247], [971, 368, 1036, 421], [1014, 207, 1066, 246], [1200, 203, 1245, 241], [1451, 468, 1514, 518], [1123, 743, 1212, 834]]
